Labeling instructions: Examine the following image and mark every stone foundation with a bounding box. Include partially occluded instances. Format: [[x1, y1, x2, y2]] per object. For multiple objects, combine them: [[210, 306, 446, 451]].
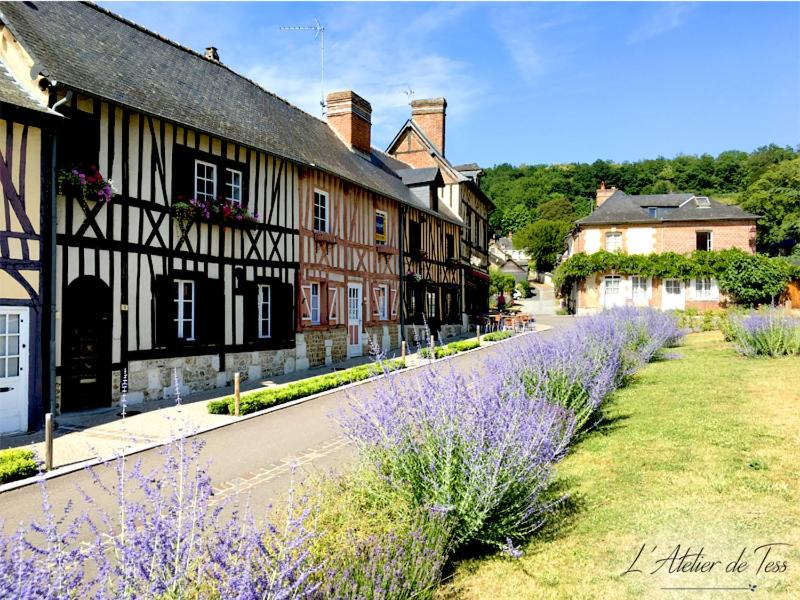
[[295, 328, 348, 370]]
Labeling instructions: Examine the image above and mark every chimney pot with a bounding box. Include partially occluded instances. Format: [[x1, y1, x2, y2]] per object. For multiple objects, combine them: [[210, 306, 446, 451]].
[[204, 46, 220, 62], [411, 97, 447, 156], [596, 182, 617, 207], [326, 90, 372, 154]]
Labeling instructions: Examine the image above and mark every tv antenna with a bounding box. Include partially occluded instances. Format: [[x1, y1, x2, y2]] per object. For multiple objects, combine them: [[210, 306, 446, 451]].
[[280, 18, 326, 116]]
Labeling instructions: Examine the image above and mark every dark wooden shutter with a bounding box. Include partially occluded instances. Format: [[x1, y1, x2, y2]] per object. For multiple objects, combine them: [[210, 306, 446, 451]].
[[274, 282, 295, 344], [153, 275, 176, 349], [198, 277, 224, 345], [243, 280, 259, 343], [172, 145, 194, 202]]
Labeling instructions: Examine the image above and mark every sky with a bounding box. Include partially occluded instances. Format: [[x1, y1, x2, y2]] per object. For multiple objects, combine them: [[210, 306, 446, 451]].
[[102, 1, 800, 168]]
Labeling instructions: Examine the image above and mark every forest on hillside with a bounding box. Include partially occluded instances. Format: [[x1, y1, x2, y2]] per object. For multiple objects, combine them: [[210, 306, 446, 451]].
[[482, 144, 800, 267]]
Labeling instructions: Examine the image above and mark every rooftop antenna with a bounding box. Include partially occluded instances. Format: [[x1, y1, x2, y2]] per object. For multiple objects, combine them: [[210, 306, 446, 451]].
[[280, 18, 326, 116], [404, 84, 415, 105]]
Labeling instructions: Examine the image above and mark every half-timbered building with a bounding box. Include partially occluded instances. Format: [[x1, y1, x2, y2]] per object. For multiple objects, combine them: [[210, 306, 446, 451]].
[[386, 98, 493, 327], [0, 1, 446, 428]]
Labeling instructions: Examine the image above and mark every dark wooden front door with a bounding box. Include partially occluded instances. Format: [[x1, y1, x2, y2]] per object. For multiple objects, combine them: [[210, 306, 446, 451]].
[[62, 276, 112, 411]]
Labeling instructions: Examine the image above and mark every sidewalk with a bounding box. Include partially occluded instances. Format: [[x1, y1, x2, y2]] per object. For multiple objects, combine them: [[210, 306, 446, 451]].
[[1, 325, 550, 472]]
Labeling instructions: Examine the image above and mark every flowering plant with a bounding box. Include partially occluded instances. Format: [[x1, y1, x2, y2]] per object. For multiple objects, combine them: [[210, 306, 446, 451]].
[[58, 164, 115, 202], [171, 195, 259, 229], [406, 271, 423, 283]]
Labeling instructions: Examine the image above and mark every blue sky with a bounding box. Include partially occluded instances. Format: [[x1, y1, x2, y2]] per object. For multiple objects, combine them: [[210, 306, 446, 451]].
[[103, 2, 799, 168]]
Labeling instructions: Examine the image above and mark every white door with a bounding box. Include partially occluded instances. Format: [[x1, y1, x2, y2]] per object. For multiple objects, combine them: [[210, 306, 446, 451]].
[[662, 279, 685, 310], [347, 284, 362, 357], [603, 276, 624, 309], [0, 307, 29, 433]]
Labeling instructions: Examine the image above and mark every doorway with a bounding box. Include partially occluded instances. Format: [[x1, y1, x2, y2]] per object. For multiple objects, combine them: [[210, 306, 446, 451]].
[[347, 283, 362, 358], [0, 307, 29, 433]]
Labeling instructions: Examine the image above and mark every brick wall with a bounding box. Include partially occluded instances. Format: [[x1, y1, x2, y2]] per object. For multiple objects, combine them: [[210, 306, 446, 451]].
[[658, 221, 756, 254]]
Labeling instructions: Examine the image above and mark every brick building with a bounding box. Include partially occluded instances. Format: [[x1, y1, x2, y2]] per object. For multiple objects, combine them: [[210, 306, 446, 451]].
[[565, 183, 758, 314]]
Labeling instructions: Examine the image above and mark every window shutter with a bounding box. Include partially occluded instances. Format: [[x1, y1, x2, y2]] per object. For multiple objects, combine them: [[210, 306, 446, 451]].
[[390, 286, 398, 318], [171, 145, 194, 202], [196, 277, 224, 345], [371, 286, 380, 320], [243, 280, 258, 343], [153, 275, 176, 349], [328, 286, 338, 324], [299, 284, 312, 322], [274, 282, 295, 343]]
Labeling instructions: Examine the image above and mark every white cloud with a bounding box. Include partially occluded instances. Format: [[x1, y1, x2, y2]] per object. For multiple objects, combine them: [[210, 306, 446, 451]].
[[628, 3, 695, 44]]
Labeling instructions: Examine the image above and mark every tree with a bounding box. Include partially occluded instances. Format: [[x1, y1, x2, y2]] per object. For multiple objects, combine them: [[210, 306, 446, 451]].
[[514, 220, 572, 272], [536, 197, 575, 221], [717, 253, 792, 306], [740, 158, 800, 249], [489, 266, 516, 295]]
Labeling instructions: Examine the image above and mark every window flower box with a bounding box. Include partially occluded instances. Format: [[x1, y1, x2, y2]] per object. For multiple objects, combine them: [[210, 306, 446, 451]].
[[376, 244, 398, 255], [171, 195, 259, 234], [58, 165, 115, 202], [313, 231, 336, 244], [410, 249, 428, 261]]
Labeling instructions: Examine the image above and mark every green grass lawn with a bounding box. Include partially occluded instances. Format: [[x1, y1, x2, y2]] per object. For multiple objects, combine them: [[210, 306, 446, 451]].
[[441, 332, 800, 599]]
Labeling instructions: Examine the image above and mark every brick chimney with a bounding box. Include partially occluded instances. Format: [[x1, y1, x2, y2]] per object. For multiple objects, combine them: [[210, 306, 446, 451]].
[[596, 181, 617, 207], [326, 90, 372, 155], [411, 97, 447, 156], [204, 46, 220, 62]]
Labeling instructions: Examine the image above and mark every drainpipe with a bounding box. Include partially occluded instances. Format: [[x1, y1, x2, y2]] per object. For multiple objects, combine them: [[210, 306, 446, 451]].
[[398, 204, 406, 343]]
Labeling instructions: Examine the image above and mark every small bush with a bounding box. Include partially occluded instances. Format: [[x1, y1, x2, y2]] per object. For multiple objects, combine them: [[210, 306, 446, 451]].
[[0, 448, 38, 484], [208, 359, 405, 415], [724, 309, 800, 357], [482, 330, 514, 342], [419, 339, 479, 359]]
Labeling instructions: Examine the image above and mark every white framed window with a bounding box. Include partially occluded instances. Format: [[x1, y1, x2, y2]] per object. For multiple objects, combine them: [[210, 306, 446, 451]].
[[604, 276, 621, 295], [310, 283, 320, 325], [426, 290, 437, 320], [0, 313, 21, 378], [696, 231, 712, 251], [695, 277, 713, 299], [377, 285, 388, 320], [174, 280, 195, 340], [314, 190, 329, 232], [605, 231, 622, 252], [665, 279, 682, 295], [631, 276, 647, 298], [194, 160, 216, 202], [258, 284, 271, 338], [225, 168, 242, 205]]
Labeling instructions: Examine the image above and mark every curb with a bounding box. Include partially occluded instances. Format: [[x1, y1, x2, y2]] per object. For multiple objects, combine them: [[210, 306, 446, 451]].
[[0, 327, 547, 494]]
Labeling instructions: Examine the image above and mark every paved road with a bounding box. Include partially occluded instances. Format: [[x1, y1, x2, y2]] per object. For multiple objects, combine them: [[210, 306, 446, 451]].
[[0, 316, 574, 532]]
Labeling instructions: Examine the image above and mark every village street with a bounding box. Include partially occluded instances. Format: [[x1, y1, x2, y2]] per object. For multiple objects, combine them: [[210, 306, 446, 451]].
[[0, 316, 572, 532]]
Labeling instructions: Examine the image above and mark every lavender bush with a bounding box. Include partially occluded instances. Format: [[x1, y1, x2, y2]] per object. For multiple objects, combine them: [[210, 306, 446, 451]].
[[723, 309, 800, 357]]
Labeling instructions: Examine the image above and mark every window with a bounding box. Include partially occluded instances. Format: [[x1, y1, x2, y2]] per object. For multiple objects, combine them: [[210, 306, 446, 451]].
[[314, 190, 329, 232], [631, 276, 647, 298], [225, 168, 242, 205], [0, 314, 21, 378], [665, 279, 682, 295], [195, 160, 216, 202], [696, 231, 712, 251], [174, 280, 195, 340], [426, 290, 437, 320], [377, 285, 388, 320], [604, 276, 621, 296], [605, 232, 622, 252], [310, 283, 320, 325], [648, 207, 658, 218], [375, 210, 387, 243], [258, 284, 271, 338], [409, 220, 422, 253], [445, 233, 455, 260], [695, 277, 713, 299]]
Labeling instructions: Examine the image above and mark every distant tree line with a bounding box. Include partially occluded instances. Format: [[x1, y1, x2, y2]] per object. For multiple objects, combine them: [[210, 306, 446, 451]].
[[481, 144, 800, 269]]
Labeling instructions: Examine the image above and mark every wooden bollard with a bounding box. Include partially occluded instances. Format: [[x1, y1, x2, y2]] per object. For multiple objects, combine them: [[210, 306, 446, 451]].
[[234, 372, 241, 417], [429, 335, 435, 358], [476, 324, 481, 345], [44, 413, 54, 471], [401, 340, 407, 363]]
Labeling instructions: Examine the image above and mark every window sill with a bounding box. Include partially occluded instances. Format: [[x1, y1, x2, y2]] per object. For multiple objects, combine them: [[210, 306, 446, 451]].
[[376, 244, 398, 255], [313, 231, 336, 244]]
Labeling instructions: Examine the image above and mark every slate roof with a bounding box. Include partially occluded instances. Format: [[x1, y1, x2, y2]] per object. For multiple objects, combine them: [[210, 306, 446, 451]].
[[577, 190, 758, 226], [453, 163, 481, 172], [0, 59, 55, 114], [0, 1, 428, 209], [396, 167, 442, 186]]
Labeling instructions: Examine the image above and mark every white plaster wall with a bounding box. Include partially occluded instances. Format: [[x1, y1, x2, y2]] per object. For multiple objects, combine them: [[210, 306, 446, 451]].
[[584, 229, 601, 254]]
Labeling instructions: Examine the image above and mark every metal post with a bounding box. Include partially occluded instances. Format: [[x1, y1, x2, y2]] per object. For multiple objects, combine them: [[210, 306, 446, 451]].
[[44, 413, 54, 471], [401, 340, 407, 363], [234, 373, 241, 417]]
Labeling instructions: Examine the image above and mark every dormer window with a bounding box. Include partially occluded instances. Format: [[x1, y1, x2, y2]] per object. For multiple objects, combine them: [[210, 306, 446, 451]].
[[648, 207, 658, 218]]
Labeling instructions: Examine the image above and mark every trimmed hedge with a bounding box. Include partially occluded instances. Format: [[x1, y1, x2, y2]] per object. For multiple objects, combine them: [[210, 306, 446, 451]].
[[482, 330, 515, 342], [208, 359, 406, 416], [0, 448, 38, 484], [419, 339, 480, 359]]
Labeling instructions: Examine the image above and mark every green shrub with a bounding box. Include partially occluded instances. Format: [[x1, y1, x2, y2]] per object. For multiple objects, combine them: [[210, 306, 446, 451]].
[[208, 360, 405, 415], [482, 330, 515, 342], [0, 448, 38, 484]]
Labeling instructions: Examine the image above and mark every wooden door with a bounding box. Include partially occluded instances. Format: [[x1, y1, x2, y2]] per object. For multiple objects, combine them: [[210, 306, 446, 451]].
[[0, 308, 29, 433], [62, 276, 112, 411], [347, 283, 362, 357]]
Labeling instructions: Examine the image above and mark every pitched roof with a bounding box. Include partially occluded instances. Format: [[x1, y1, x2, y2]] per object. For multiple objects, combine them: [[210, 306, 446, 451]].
[[577, 190, 758, 226], [0, 58, 56, 115], [0, 1, 423, 208], [397, 167, 442, 186]]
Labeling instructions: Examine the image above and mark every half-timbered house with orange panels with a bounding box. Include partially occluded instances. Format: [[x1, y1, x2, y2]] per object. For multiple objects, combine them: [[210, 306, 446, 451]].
[[0, 28, 61, 433], [0, 1, 426, 419], [295, 91, 403, 368], [386, 98, 493, 327]]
